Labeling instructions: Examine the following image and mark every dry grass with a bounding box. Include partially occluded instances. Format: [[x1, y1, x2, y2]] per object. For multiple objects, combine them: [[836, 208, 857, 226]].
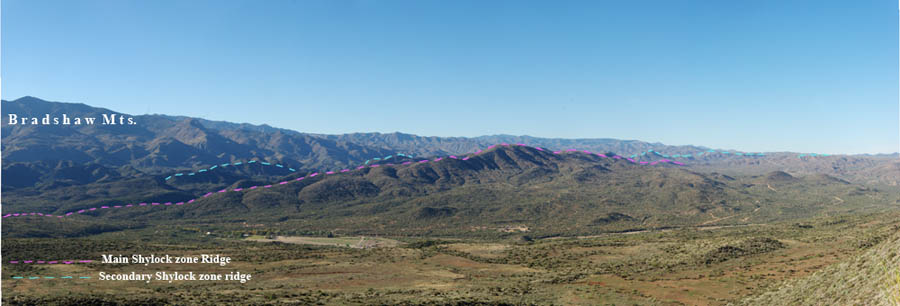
[[888, 258, 900, 306], [739, 232, 900, 306]]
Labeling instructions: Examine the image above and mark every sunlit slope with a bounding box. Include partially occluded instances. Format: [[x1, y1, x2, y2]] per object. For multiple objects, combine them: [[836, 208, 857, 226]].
[[739, 230, 900, 306]]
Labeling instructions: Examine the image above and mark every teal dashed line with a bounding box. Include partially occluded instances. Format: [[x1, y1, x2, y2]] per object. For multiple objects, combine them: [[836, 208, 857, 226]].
[[11, 275, 88, 280], [365, 160, 370, 165], [160, 152, 434, 183]]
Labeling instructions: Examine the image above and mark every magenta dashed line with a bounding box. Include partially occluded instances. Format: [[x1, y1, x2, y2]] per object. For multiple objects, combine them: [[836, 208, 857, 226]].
[[10, 260, 92, 264], [5, 143, 684, 220]]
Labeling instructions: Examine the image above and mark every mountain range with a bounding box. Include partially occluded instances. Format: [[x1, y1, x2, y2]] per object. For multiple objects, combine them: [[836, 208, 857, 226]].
[[2, 96, 899, 239], [4, 97, 898, 189]]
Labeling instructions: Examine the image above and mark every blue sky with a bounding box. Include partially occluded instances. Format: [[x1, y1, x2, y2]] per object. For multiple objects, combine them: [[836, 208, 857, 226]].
[[2, 0, 897, 154]]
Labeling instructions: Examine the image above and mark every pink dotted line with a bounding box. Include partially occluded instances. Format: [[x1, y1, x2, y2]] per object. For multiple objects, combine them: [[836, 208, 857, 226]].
[[8, 260, 93, 264], [2, 143, 682, 220]]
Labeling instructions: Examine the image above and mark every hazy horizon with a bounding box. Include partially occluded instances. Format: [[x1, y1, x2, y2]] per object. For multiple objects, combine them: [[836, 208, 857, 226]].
[[2, 1, 897, 154], [4, 95, 898, 155]]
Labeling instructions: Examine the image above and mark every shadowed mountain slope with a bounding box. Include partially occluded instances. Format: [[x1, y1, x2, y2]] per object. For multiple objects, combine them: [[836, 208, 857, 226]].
[[5, 146, 896, 238]]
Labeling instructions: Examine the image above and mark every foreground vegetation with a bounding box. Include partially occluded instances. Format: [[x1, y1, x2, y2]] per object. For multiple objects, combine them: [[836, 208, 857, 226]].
[[4, 211, 899, 305]]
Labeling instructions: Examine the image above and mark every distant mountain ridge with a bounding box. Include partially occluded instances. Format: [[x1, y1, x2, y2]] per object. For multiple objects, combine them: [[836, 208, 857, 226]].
[[3, 96, 898, 190], [0, 97, 714, 177], [4, 145, 896, 238]]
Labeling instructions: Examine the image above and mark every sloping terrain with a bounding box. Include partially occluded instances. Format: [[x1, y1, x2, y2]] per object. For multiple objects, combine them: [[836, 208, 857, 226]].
[[1, 97, 397, 174], [18, 97, 893, 188], [4, 145, 897, 239], [739, 230, 900, 306], [4, 96, 900, 305]]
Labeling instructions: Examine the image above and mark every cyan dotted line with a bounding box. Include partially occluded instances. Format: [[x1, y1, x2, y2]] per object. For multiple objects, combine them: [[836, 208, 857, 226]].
[[627, 149, 766, 159], [4, 143, 686, 221], [164, 153, 415, 181], [629, 149, 836, 159], [798, 153, 831, 157]]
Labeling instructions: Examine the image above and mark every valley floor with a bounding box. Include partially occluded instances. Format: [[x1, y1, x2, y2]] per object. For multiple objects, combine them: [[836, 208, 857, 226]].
[[4, 211, 900, 305]]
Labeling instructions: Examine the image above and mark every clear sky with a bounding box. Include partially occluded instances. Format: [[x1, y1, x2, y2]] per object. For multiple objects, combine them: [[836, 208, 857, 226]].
[[2, 0, 897, 154]]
